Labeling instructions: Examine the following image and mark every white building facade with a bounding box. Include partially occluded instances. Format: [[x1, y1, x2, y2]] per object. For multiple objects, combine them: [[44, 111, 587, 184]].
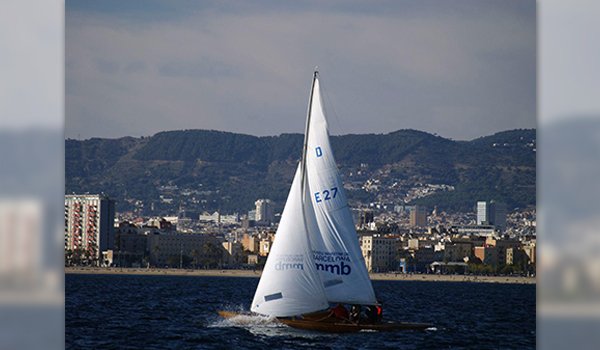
[[65, 194, 115, 264]]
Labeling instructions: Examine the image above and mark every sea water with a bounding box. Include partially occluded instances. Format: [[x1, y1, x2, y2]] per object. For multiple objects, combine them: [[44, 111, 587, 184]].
[[66, 274, 535, 349]]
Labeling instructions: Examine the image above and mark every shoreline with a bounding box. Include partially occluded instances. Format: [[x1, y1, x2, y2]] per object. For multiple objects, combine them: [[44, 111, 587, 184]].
[[65, 267, 535, 284]]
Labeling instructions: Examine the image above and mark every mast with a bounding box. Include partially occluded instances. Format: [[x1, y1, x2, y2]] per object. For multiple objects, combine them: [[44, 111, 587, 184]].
[[300, 70, 318, 253], [301, 69, 318, 193]]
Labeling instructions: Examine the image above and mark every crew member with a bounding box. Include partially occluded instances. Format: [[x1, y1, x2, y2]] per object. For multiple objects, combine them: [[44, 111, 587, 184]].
[[350, 305, 361, 323], [330, 303, 349, 320], [375, 304, 383, 322], [365, 305, 378, 323]]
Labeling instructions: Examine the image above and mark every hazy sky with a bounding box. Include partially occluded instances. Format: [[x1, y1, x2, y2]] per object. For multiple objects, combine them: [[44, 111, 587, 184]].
[[66, 0, 536, 140]]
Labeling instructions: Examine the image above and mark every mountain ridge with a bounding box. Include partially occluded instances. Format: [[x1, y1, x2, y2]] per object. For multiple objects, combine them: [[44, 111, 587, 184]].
[[65, 128, 536, 214]]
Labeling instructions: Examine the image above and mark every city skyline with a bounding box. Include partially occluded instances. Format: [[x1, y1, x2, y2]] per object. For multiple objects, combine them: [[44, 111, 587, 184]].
[[66, 0, 535, 141]]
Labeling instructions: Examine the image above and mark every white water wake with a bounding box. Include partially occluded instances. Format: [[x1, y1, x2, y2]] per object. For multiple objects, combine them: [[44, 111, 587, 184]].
[[209, 309, 336, 338], [217, 314, 281, 327]]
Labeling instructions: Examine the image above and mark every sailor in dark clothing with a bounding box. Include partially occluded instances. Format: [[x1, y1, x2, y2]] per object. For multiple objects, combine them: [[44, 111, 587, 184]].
[[349, 305, 361, 323], [365, 305, 378, 323]]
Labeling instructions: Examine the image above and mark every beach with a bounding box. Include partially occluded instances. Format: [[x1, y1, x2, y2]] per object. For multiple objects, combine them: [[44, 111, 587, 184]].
[[65, 267, 535, 284]]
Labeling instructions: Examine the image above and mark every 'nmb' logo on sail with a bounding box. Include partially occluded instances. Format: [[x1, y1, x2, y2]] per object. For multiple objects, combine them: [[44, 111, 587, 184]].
[[315, 261, 351, 275], [313, 251, 352, 275]]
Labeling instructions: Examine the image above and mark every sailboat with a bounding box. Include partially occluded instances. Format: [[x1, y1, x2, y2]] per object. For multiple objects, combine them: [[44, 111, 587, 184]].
[[219, 71, 431, 332]]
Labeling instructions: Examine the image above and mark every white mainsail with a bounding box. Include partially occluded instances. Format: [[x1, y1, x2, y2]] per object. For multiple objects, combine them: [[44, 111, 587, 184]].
[[251, 71, 377, 317], [305, 76, 378, 305], [251, 165, 329, 317]]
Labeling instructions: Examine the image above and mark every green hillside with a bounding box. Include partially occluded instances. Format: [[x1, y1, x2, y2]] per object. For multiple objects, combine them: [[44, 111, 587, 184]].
[[65, 129, 536, 214]]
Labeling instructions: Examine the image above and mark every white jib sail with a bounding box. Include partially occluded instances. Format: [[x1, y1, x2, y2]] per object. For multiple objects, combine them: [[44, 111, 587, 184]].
[[305, 76, 378, 305], [251, 165, 329, 317]]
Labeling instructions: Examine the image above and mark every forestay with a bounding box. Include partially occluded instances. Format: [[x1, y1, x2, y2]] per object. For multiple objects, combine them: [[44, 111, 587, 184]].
[[305, 76, 378, 305], [251, 166, 329, 317]]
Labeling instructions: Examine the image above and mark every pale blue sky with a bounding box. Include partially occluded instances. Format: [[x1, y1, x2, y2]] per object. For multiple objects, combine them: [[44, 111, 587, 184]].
[[66, 0, 536, 140]]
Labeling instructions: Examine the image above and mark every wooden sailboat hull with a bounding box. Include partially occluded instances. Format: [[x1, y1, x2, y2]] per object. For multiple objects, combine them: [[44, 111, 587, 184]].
[[279, 318, 432, 333], [217, 310, 432, 333], [218, 310, 247, 319]]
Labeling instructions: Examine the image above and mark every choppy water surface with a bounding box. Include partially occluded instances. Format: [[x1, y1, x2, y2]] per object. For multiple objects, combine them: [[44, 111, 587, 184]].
[[66, 274, 535, 349]]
